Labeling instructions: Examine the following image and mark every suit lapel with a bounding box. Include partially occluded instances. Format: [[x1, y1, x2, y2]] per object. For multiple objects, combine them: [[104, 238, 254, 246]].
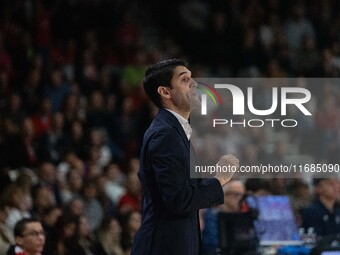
[[156, 109, 190, 152]]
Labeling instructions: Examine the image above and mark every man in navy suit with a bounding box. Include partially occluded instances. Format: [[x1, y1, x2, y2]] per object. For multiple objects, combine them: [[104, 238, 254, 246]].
[[131, 59, 239, 255]]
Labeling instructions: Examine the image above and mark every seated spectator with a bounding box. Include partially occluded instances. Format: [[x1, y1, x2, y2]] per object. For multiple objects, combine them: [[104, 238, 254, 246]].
[[3, 117, 39, 169], [65, 197, 85, 217], [6, 218, 45, 255], [245, 178, 272, 196], [0, 202, 15, 255], [289, 179, 312, 226], [40, 206, 62, 240], [15, 171, 34, 213], [81, 180, 104, 231], [43, 68, 71, 113], [1, 184, 31, 231], [43, 213, 86, 255], [103, 163, 125, 206], [96, 217, 124, 255], [61, 168, 84, 204], [78, 215, 97, 255], [30, 97, 52, 137], [38, 112, 67, 165], [94, 175, 116, 217], [117, 173, 141, 215], [120, 210, 141, 255], [87, 128, 112, 170], [31, 185, 56, 221], [201, 180, 246, 255], [35, 162, 62, 206], [301, 178, 340, 237]]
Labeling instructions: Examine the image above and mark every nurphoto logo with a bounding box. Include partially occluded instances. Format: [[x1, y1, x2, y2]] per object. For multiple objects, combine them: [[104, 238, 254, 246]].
[[197, 80, 312, 128]]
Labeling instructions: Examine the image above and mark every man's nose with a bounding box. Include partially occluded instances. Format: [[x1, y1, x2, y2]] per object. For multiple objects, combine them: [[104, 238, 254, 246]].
[[190, 78, 197, 88]]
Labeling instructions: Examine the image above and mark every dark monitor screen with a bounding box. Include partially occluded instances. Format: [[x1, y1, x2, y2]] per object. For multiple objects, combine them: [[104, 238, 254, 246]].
[[246, 195, 302, 246], [217, 211, 258, 254]]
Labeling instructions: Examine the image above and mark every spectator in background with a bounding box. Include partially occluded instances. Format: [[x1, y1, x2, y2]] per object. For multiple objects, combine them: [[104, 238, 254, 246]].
[[81, 180, 104, 232], [81, 36, 99, 94], [43, 213, 85, 255], [96, 217, 124, 255], [104, 163, 125, 206], [94, 175, 117, 217], [294, 35, 321, 76], [284, 3, 315, 51], [117, 96, 140, 160], [0, 202, 15, 255], [21, 69, 43, 115], [38, 112, 67, 165], [3, 117, 38, 168], [87, 128, 112, 170], [1, 184, 31, 231], [43, 68, 71, 113], [56, 150, 84, 183], [117, 173, 141, 215], [40, 206, 62, 241], [15, 171, 34, 213], [301, 178, 340, 237], [127, 157, 140, 175], [61, 168, 84, 204], [289, 179, 312, 226], [78, 215, 97, 255], [86, 90, 109, 131], [30, 97, 52, 137], [7, 218, 45, 255], [64, 120, 87, 160], [61, 94, 82, 131], [2, 93, 26, 135], [35, 162, 62, 206], [41, 206, 63, 254], [65, 197, 85, 218], [120, 210, 141, 255], [201, 180, 246, 255], [121, 49, 148, 94], [31, 185, 55, 222], [245, 178, 272, 196]]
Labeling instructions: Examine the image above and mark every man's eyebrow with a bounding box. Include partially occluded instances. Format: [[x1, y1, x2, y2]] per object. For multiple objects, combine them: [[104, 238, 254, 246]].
[[178, 71, 191, 77]]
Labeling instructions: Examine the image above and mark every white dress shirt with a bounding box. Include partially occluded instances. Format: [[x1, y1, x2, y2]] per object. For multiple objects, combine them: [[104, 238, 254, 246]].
[[165, 109, 192, 140]]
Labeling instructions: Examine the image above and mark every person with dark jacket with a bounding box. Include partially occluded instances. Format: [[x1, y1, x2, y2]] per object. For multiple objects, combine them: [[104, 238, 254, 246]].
[[131, 59, 239, 255], [301, 178, 340, 237]]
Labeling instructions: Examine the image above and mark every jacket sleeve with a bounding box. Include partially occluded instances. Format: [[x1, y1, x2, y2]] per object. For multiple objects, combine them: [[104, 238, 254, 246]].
[[148, 128, 224, 215]]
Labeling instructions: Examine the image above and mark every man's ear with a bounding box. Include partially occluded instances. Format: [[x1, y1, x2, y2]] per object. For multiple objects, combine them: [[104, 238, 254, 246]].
[[16, 236, 24, 247], [157, 86, 171, 99]]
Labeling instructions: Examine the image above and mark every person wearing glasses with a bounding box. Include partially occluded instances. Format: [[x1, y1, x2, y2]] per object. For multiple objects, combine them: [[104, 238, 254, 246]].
[[6, 218, 45, 255], [201, 180, 246, 255]]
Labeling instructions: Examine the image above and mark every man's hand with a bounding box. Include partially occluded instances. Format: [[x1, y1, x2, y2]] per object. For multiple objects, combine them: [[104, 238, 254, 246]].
[[215, 154, 239, 186]]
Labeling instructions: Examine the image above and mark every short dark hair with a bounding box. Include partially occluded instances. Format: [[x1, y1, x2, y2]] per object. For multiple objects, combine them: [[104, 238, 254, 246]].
[[245, 178, 269, 192], [143, 59, 188, 108], [312, 178, 328, 187], [14, 218, 40, 237]]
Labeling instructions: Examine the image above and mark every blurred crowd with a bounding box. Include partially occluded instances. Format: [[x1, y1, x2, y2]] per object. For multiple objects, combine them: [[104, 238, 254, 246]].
[[0, 0, 340, 254]]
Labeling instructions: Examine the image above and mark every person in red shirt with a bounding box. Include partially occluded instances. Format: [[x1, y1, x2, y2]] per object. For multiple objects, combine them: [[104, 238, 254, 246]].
[[7, 218, 45, 255], [118, 173, 141, 214]]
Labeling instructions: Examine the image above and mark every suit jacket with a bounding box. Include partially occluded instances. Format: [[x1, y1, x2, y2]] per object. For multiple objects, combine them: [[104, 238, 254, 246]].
[[131, 108, 224, 255]]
